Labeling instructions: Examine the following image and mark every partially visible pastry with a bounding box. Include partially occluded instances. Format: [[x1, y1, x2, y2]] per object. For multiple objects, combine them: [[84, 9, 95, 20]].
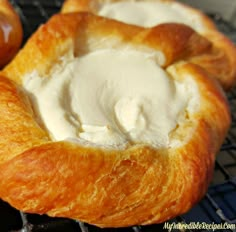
[[0, 0, 23, 68], [0, 13, 231, 227], [61, 0, 236, 90]]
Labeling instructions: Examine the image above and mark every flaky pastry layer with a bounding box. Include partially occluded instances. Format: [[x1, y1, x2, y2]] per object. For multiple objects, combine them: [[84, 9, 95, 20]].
[[61, 0, 236, 90], [0, 0, 22, 68], [0, 13, 231, 227]]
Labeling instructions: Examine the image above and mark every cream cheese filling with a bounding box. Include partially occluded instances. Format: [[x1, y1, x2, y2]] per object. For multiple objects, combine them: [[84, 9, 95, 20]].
[[24, 49, 198, 149], [98, 1, 204, 31]]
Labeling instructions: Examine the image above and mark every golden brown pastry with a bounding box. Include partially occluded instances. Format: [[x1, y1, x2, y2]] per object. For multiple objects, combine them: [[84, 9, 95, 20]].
[[0, 0, 23, 68], [61, 0, 236, 90], [0, 13, 231, 228]]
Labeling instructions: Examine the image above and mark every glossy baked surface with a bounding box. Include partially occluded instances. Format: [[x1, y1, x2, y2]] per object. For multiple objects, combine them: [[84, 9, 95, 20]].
[[0, 12, 231, 227], [0, 0, 22, 68]]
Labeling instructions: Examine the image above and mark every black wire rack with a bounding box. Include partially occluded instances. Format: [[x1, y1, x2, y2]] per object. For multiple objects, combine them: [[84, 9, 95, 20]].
[[0, 1, 236, 231]]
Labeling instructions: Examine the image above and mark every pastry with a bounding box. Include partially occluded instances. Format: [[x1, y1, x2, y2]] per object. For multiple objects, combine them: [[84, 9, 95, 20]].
[[0, 12, 231, 227], [61, 0, 236, 90], [0, 0, 23, 68]]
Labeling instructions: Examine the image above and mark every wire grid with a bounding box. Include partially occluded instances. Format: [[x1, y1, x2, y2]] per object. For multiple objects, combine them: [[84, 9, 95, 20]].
[[0, 1, 235, 231]]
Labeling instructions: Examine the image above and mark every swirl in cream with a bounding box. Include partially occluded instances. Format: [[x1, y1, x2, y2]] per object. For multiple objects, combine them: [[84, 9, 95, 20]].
[[24, 49, 198, 149]]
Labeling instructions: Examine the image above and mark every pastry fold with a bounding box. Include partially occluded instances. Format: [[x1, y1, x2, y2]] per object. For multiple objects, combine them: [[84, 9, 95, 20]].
[[0, 13, 231, 227], [61, 0, 236, 90]]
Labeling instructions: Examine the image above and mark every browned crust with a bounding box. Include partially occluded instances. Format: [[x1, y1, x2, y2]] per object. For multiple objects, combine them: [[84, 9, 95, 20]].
[[2, 13, 212, 83], [190, 30, 236, 90], [0, 13, 231, 227], [61, 0, 236, 90], [0, 0, 23, 68], [0, 76, 49, 164]]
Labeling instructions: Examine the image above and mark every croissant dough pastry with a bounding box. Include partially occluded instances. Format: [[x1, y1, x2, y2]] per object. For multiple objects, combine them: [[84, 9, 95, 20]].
[[61, 0, 236, 90], [0, 0, 23, 68], [0, 13, 231, 227]]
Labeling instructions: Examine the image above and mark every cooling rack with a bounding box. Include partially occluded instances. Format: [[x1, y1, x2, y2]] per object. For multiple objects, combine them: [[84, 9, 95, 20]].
[[0, 0, 236, 231]]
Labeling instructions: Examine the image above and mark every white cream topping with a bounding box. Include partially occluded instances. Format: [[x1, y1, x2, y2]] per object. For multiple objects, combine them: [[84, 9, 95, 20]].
[[98, 1, 204, 31], [24, 49, 198, 149]]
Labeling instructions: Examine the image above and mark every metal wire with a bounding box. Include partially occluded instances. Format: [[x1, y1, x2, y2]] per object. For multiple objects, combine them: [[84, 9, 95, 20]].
[[0, 1, 235, 232]]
